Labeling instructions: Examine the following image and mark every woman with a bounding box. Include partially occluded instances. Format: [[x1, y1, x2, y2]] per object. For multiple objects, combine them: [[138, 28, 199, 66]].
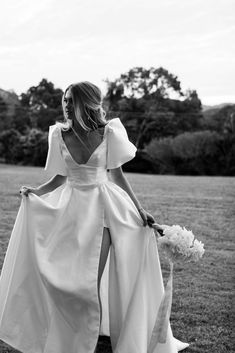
[[0, 82, 189, 353]]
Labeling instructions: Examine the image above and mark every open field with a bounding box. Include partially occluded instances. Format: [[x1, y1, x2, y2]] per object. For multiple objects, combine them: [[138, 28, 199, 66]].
[[0, 164, 234, 353]]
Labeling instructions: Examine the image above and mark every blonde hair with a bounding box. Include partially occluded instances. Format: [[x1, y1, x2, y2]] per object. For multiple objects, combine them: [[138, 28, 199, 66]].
[[58, 81, 107, 132]]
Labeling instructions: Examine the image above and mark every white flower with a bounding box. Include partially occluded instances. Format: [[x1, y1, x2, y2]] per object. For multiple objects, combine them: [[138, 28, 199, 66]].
[[190, 239, 205, 261], [163, 225, 181, 238], [157, 224, 205, 263]]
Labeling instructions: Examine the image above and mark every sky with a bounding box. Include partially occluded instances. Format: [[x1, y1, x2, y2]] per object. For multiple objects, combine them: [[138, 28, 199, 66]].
[[0, 0, 234, 106]]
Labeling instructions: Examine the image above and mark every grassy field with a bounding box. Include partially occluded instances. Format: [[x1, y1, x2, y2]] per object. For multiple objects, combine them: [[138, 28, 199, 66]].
[[0, 164, 234, 353]]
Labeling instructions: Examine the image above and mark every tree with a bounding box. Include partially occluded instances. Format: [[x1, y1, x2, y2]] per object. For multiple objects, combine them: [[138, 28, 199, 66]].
[[21, 129, 48, 166], [0, 89, 20, 131], [0, 96, 8, 131], [104, 67, 202, 149], [0, 95, 7, 114], [20, 79, 64, 131], [11, 105, 31, 134], [0, 129, 22, 164], [105, 67, 183, 100], [144, 130, 235, 175]]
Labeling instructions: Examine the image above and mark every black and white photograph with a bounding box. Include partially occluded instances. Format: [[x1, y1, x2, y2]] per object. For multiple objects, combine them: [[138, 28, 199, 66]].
[[0, 1, 234, 352]]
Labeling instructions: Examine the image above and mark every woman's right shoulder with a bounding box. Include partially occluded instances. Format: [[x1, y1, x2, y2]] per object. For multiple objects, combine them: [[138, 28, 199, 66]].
[[46, 124, 62, 144], [48, 123, 62, 135]]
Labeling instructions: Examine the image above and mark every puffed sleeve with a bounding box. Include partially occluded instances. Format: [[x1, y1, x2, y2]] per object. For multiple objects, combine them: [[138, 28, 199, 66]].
[[106, 118, 137, 169], [44, 124, 68, 177]]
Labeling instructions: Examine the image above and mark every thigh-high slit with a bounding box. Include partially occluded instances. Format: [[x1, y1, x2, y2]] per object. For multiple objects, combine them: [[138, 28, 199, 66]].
[[94, 227, 111, 353]]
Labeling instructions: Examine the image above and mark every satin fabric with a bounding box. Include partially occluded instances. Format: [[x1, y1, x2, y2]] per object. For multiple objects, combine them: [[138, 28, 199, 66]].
[[0, 118, 189, 353]]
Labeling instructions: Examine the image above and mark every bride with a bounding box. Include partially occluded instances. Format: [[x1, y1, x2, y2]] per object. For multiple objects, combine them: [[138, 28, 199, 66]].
[[0, 81, 189, 353]]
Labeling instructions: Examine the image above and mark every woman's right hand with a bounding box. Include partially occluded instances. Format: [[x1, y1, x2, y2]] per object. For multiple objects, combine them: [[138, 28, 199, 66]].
[[19, 186, 39, 197]]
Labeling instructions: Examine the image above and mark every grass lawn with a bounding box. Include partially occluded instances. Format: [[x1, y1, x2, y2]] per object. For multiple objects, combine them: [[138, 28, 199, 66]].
[[0, 164, 234, 353]]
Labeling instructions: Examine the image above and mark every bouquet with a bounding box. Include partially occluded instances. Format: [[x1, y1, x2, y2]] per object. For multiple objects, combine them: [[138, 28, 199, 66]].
[[147, 223, 205, 353], [155, 224, 205, 263]]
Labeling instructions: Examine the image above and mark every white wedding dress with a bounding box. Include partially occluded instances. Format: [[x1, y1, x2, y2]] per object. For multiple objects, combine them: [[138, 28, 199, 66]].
[[0, 118, 189, 353]]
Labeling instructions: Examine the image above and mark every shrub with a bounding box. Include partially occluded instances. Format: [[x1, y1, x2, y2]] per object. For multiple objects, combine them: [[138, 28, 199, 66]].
[[145, 130, 235, 175], [21, 129, 48, 166], [0, 128, 48, 166], [0, 129, 23, 164]]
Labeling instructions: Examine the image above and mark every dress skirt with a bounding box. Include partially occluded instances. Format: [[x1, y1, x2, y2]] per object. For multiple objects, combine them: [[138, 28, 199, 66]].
[[0, 119, 189, 353]]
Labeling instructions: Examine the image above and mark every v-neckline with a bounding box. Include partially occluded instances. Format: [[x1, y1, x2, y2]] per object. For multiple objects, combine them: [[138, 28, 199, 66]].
[[59, 123, 108, 166]]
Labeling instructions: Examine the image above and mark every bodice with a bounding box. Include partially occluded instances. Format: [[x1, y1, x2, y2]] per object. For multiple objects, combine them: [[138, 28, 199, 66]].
[[60, 129, 109, 187], [66, 164, 109, 188], [44, 118, 137, 186]]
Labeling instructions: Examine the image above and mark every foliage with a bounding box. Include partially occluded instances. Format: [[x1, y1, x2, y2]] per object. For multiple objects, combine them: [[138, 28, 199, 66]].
[[0, 72, 234, 175], [0, 129, 22, 164], [20, 129, 48, 166], [20, 78, 63, 110], [145, 131, 235, 175], [0, 95, 11, 131], [105, 67, 203, 149], [0, 128, 48, 167], [0, 95, 7, 115], [11, 106, 32, 134], [20, 78, 64, 131], [105, 66, 183, 100]]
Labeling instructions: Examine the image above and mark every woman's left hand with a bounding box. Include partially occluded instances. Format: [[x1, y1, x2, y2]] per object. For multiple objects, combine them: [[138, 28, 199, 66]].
[[138, 208, 155, 227]]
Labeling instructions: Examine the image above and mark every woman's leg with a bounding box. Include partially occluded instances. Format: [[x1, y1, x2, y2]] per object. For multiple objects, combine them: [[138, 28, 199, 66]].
[[94, 227, 111, 353], [98, 227, 111, 285]]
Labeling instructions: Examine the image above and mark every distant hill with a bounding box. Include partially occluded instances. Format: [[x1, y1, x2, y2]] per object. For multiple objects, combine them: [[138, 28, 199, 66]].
[[0, 88, 20, 117], [202, 103, 234, 120], [202, 102, 234, 112]]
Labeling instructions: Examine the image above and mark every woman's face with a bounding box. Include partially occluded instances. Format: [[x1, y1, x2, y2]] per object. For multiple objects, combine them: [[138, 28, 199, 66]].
[[64, 88, 76, 121]]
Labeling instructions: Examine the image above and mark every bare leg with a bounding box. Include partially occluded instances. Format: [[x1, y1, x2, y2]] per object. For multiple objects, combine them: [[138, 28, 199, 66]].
[[94, 227, 111, 353]]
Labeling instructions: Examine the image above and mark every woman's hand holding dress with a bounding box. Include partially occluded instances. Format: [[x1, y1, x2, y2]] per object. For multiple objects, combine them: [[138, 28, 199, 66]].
[[138, 208, 165, 236], [19, 175, 67, 197], [19, 186, 40, 197], [138, 207, 156, 227]]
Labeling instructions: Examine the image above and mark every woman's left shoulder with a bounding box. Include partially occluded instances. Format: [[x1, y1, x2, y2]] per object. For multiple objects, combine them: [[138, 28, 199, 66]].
[[106, 117, 122, 126], [106, 118, 137, 169], [105, 117, 125, 133]]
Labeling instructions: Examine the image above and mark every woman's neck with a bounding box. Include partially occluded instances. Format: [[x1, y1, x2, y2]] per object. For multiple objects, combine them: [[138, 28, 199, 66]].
[[72, 119, 91, 136]]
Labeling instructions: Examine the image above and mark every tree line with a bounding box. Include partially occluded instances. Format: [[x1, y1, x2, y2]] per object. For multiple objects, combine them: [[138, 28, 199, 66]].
[[0, 67, 234, 175]]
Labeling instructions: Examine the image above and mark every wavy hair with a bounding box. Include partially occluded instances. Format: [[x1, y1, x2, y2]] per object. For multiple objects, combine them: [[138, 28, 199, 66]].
[[58, 81, 107, 132]]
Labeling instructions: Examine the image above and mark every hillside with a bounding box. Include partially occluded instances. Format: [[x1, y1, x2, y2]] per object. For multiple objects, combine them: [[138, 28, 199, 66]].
[[0, 88, 19, 117], [202, 102, 234, 115], [202, 103, 235, 122]]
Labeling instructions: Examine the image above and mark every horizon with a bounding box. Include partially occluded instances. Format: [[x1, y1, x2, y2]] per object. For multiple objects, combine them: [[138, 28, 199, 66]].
[[0, 0, 234, 106], [0, 82, 234, 108]]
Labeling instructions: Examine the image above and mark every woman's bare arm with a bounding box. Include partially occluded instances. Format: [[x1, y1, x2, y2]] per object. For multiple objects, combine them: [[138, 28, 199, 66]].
[[110, 167, 159, 228], [109, 167, 142, 211], [20, 174, 67, 197]]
